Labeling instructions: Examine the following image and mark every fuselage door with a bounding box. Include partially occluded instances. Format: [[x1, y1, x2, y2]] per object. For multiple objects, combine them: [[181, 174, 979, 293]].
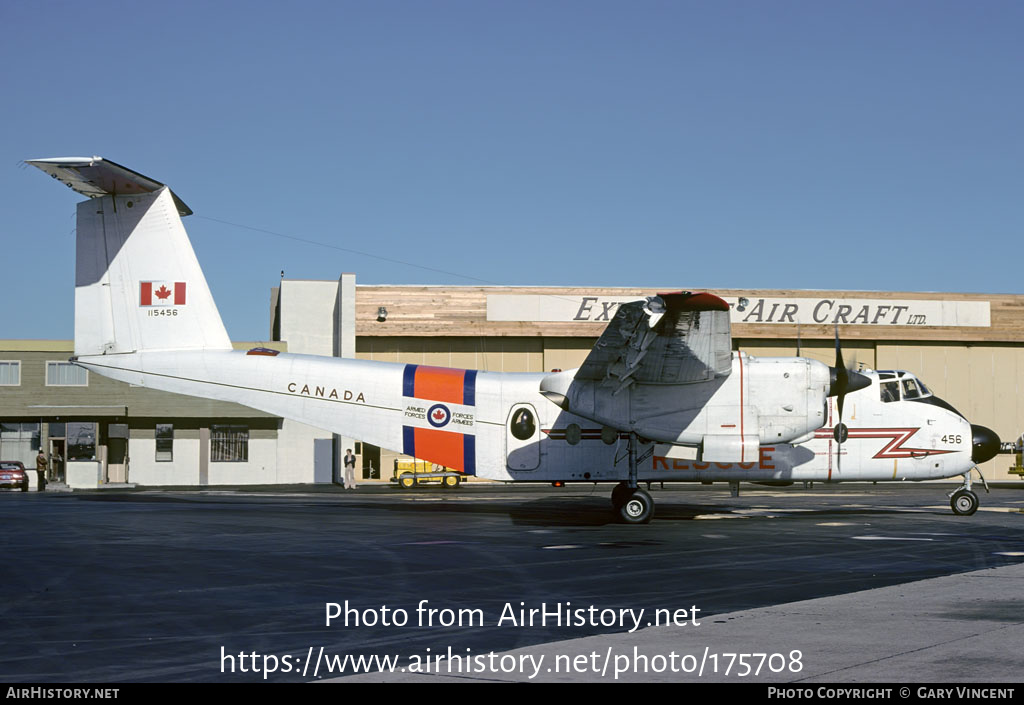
[[506, 403, 541, 470]]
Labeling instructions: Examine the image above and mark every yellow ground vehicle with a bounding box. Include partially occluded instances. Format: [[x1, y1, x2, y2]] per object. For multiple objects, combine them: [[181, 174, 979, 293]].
[[391, 458, 462, 489], [1009, 434, 1024, 478]]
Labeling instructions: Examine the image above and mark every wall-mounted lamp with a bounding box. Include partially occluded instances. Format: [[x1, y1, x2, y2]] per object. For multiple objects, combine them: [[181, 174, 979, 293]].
[[377, 306, 388, 322], [736, 297, 749, 312]]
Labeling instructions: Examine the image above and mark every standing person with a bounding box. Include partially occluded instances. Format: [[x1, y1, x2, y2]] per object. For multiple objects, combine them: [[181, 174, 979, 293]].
[[52, 448, 64, 482], [343, 448, 357, 490], [35, 449, 47, 491]]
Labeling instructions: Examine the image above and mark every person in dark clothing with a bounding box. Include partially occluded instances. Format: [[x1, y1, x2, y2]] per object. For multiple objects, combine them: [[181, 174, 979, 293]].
[[35, 450, 47, 491]]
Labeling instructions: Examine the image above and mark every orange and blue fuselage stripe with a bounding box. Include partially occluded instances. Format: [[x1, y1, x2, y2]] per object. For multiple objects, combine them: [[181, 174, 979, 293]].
[[402, 364, 477, 406], [402, 365, 477, 474]]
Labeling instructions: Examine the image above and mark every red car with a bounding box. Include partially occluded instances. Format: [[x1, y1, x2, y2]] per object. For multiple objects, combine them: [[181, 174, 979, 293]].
[[0, 461, 29, 492]]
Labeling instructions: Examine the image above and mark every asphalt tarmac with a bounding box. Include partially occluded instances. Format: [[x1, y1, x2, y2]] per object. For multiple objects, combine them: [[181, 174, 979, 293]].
[[1, 481, 1022, 683]]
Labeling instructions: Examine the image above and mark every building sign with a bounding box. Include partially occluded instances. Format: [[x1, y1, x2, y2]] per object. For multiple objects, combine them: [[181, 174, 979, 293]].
[[730, 297, 990, 327], [486, 295, 991, 327]]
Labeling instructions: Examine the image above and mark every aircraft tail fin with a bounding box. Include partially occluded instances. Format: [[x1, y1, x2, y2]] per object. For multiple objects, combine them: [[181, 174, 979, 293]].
[[27, 157, 232, 356]]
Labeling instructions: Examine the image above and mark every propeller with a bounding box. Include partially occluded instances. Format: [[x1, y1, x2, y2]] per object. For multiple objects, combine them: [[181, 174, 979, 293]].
[[828, 326, 872, 469]]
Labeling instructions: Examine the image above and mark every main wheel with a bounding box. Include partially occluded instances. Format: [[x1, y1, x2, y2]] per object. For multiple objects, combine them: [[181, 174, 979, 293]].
[[610, 482, 631, 509], [951, 489, 979, 516], [398, 473, 416, 490], [442, 474, 460, 489], [618, 488, 654, 524]]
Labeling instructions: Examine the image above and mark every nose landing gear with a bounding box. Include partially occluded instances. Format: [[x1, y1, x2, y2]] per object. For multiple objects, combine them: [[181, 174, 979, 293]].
[[950, 488, 978, 516], [948, 469, 988, 516]]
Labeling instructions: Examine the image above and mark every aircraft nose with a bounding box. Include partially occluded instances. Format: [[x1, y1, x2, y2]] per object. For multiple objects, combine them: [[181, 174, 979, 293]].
[[971, 425, 1001, 465]]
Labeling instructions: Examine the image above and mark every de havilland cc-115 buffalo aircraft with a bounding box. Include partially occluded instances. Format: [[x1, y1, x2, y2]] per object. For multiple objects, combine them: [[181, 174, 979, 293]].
[[27, 156, 1003, 522]]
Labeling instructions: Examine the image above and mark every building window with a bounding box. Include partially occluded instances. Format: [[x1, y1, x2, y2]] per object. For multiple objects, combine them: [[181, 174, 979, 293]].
[[0, 423, 40, 460], [67, 422, 96, 461], [156, 424, 173, 462], [0, 361, 20, 386], [211, 425, 248, 462], [46, 362, 88, 386]]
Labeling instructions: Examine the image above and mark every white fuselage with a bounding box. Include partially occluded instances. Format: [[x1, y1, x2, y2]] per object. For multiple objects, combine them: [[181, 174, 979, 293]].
[[27, 161, 979, 493], [76, 349, 974, 484]]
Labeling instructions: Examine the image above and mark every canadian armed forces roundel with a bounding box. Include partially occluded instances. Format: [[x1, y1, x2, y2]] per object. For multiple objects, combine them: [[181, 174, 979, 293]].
[[427, 404, 452, 428], [401, 365, 477, 474]]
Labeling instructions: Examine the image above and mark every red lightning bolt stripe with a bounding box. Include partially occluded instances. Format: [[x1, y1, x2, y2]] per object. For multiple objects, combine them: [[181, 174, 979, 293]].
[[814, 427, 955, 459]]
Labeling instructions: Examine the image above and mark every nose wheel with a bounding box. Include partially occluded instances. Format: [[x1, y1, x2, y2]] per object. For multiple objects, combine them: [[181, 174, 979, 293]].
[[950, 489, 979, 516], [948, 470, 986, 516]]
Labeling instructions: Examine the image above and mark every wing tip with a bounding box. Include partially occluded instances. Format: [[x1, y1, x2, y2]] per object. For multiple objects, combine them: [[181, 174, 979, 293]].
[[26, 156, 103, 166], [656, 291, 731, 312]]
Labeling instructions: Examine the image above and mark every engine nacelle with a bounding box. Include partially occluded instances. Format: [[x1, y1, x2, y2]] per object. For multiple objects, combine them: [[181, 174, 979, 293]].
[[746, 356, 832, 444], [540, 353, 835, 462]]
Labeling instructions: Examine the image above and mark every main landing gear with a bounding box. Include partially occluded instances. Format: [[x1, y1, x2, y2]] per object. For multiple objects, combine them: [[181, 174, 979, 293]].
[[611, 482, 653, 524], [948, 468, 988, 516], [609, 432, 655, 524]]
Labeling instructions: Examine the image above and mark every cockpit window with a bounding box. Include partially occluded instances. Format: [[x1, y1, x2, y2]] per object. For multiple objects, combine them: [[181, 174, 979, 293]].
[[880, 381, 900, 403], [902, 378, 923, 399]]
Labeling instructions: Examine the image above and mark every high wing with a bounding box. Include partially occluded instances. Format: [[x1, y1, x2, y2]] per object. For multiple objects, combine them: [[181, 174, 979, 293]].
[[25, 157, 192, 216], [574, 292, 732, 387]]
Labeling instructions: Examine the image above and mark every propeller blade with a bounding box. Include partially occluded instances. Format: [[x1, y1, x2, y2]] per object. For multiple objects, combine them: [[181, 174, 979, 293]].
[[834, 325, 844, 372], [828, 326, 871, 402], [829, 325, 862, 465]]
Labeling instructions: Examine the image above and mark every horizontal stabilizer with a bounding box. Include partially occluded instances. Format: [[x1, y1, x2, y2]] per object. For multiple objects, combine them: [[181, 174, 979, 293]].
[[26, 156, 192, 216]]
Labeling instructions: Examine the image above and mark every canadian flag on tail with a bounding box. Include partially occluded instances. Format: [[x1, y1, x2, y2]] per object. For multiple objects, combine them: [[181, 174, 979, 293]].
[[140, 281, 187, 306]]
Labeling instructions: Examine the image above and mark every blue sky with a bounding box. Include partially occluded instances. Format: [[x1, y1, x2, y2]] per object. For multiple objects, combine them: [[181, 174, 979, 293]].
[[3, 1, 1022, 341]]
